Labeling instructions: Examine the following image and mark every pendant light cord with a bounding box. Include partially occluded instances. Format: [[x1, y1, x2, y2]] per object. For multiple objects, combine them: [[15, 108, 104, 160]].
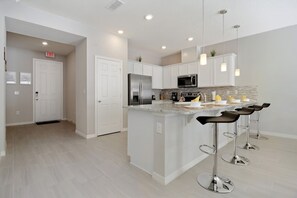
[[236, 27, 239, 69], [222, 11, 225, 62], [202, 0, 205, 53]]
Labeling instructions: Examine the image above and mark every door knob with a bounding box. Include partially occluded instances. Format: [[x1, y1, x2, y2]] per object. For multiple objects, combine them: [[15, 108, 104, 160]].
[[98, 100, 102, 103]]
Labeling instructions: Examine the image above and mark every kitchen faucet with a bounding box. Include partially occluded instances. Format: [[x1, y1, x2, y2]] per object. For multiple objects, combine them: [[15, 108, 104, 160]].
[[197, 92, 207, 103]]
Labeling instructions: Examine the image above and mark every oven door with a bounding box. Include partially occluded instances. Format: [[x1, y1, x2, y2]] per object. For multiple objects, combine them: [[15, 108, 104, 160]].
[[178, 75, 197, 88]]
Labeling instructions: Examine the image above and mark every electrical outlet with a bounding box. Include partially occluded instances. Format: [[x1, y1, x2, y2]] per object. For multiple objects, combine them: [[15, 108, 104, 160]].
[[226, 90, 230, 95], [16, 111, 20, 115], [156, 122, 162, 134], [235, 90, 238, 95], [14, 91, 20, 95]]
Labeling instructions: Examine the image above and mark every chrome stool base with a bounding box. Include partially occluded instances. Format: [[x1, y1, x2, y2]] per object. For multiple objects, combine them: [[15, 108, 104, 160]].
[[250, 133, 268, 140], [197, 173, 234, 193], [240, 142, 259, 151], [221, 153, 249, 166]]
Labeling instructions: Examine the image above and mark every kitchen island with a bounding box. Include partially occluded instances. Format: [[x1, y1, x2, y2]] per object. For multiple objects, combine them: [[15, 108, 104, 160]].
[[127, 101, 256, 185]]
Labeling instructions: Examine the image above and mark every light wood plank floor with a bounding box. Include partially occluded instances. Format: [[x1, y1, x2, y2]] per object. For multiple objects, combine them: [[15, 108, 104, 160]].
[[1, 121, 297, 198]]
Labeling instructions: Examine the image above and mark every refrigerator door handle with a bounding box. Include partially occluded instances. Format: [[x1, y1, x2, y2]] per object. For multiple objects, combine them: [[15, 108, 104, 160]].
[[139, 82, 142, 104]]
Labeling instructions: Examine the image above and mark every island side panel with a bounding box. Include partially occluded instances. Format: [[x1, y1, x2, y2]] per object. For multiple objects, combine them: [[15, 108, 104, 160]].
[[128, 109, 154, 174]]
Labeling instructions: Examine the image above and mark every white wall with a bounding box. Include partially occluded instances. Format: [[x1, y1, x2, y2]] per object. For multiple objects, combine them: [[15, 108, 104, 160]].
[[5, 47, 67, 125], [0, 0, 128, 151], [65, 50, 76, 123], [128, 42, 162, 65], [204, 24, 297, 136], [0, 13, 6, 156]]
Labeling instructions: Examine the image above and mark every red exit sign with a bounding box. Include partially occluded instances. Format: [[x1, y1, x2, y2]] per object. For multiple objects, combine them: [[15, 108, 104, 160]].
[[45, 51, 55, 58]]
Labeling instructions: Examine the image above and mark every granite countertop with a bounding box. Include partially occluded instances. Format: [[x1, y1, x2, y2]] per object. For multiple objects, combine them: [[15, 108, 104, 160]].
[[127, 101, 257, 115]]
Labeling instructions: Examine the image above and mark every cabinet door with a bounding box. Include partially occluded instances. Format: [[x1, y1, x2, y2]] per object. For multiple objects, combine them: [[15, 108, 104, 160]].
[[163, 66, 171, 89], [171, 65, 179, 88], [128, 62, 134, 74], [152, 66, 163, 89], [133, 62, 143, 75], [143, 64, 153, 76], [213, 55, 235, 86], [178, 64, 188, 75], [187, 62, 198, 74], [198, 59, 213, 87]]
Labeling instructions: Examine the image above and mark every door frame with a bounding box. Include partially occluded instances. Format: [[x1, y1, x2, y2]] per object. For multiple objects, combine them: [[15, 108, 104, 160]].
[[94, 55, 123, 136], [32, 58, 64, 122]]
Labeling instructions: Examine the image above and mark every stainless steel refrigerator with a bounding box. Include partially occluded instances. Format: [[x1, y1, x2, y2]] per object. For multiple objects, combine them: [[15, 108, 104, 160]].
[[128, 74, 152, 105]]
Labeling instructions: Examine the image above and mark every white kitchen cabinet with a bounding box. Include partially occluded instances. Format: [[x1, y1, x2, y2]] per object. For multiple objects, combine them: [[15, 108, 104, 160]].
[[133, 62, 143, 75], [170, 65, 179, 88], [142, 64, 153, 76], [178, 64, 188, 75], [198, 59, 214, 87], [152, 66, 163, 89], [187, 62, 198, 74], [213, 55, 235, 86], [128, 62, 134, 74], [198, 53, 236, 87], [163, 66, 171, 89]]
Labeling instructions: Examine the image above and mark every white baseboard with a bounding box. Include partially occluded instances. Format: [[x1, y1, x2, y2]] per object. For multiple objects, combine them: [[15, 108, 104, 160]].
[[151, 138, 231, 185], [260, 131, 297, 140], [6, 121, 34, 126], [0, 150, 6, 157], [122, 128, 128, 132], [75, 129, 97, 139]]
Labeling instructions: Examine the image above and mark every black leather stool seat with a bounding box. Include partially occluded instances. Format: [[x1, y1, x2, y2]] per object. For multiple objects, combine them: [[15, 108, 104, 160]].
[[197, 111, 240, 125], [262, 103, 270, 108], [248, 105, 263, 111], [235, 107, 255, 115]]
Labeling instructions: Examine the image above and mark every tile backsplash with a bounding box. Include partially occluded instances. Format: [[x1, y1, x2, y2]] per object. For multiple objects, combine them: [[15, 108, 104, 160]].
[[159, 86, 258, 101]]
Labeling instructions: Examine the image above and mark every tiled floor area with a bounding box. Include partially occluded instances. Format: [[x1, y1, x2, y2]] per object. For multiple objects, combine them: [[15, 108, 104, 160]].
[[1, 121, 297, 198]]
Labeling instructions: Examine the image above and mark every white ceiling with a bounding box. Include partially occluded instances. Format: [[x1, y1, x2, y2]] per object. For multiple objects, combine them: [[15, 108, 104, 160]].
[[7, 32, 75, 56], [18, 0, 297, 56]]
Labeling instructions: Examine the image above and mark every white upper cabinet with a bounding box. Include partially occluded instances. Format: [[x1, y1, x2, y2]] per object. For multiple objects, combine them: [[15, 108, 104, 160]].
[[152, 66, 163, 89], [142, 64, 153, 76], [198, 53, 236, 87], [128, 62, 134, 74], [170, 65, 179, 88], [213, 54, 235, 86], [187, 62, 198, 74], [133, 62, 143, 75], [198, 59, 214, 87], [163, 66, 171, 89], [178, 64, 188, 75]]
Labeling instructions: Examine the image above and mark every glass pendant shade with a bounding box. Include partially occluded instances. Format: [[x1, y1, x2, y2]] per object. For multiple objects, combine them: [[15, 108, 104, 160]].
[[200, 53, 207, 65], [221, 62, 227, 72], [235, 68, 240, 76]]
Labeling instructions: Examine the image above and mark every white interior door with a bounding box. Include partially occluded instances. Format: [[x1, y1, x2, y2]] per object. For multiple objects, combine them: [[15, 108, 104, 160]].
[[95, 56, 122, 136], [34, 59, 63, 122]]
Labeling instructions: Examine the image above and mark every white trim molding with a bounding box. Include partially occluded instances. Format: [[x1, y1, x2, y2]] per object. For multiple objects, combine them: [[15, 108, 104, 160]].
[[121, 128, 128, 132], [75, 129, 97, 139], [260, 130, 297, 140], [6, 121, 34, 127]]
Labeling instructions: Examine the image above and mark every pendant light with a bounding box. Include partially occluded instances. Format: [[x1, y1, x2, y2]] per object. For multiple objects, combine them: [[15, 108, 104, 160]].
[[200, 0, 207, 65], [234, 25, 240, 76], [220, 9, 227, 72]]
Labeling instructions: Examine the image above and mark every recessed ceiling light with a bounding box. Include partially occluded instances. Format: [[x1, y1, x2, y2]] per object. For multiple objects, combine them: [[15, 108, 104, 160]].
[[42, 41, 48, 46], [145, 14, 154, 21], [161, 46, 166, 50], [188, 37, 194, 41], [118, 30, 124, 34]]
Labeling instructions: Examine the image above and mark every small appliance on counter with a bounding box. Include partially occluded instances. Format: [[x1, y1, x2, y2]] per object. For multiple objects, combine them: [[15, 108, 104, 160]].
[[171, 92, 178, 102], [182, 92, 204, 102]]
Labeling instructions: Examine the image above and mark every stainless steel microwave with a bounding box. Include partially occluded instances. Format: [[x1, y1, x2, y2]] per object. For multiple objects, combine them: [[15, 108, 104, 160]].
[[177, 74, 198, 88]]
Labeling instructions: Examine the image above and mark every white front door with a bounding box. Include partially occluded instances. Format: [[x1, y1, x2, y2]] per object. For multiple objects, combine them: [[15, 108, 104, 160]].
[[95, 56, 122, 136], [34, 59, 63, 123]]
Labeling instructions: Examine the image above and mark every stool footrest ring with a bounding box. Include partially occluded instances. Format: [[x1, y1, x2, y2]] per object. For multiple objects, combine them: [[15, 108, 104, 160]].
[[199, 144, 215, 155], [223, 132, 236, 138]]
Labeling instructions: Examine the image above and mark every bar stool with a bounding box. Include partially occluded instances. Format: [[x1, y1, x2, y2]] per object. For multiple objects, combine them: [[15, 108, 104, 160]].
[[221, 107, 255, 166], [196, 111, 240, 193], [249, 103, 271, 140], [238, 106, 259, 151]]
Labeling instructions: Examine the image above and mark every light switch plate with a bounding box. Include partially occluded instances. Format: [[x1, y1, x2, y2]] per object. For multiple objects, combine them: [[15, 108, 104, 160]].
[[156, 122, 162, 134], [14, 91, 20, 95]]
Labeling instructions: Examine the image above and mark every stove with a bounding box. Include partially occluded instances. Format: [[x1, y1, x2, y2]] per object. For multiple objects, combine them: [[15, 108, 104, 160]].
[[182, 92, 201, 102]]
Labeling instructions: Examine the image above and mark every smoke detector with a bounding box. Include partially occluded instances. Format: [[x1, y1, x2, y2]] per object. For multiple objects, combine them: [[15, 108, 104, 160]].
[[106, 0, 125, 11]]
